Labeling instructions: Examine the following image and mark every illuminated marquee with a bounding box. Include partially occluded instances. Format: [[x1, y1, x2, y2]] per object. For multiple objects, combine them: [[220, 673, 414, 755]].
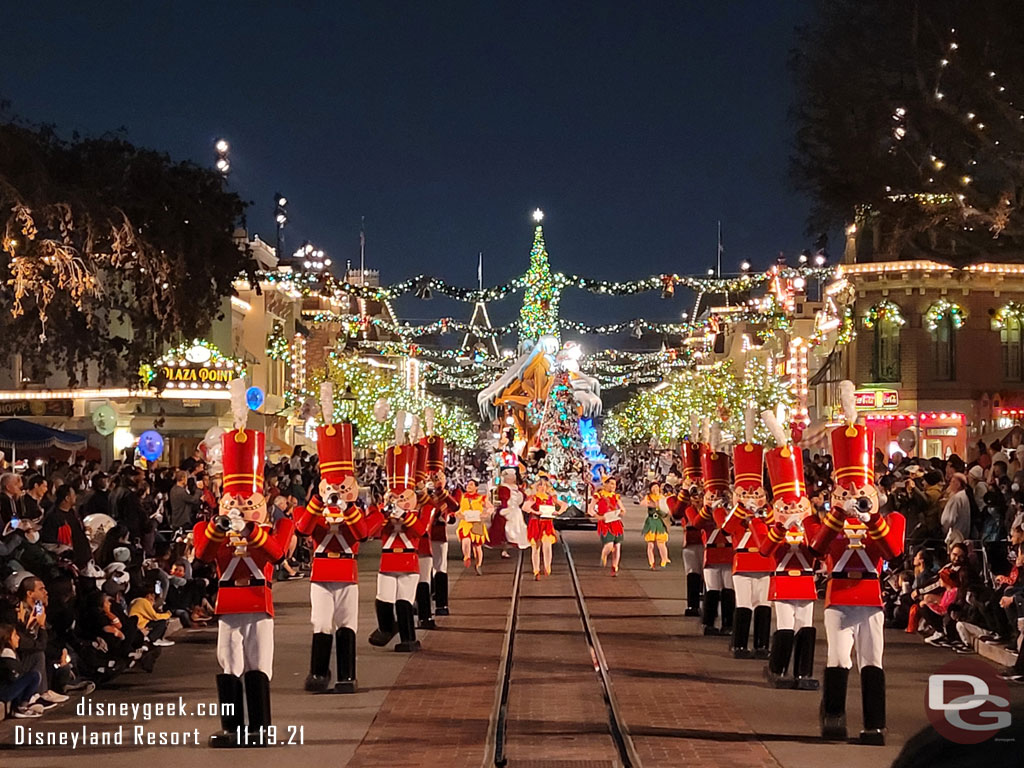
[[141, 340, 246, 392]]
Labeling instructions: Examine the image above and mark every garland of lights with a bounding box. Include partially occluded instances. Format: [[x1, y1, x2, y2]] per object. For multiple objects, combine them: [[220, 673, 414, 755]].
[[924, 299, 967, 332], [862, 299, 906, 329], [266, 320, 291, 362]]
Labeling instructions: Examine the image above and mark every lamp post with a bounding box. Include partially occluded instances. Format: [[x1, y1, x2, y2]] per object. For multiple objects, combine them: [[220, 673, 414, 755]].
[[214, 139, 230, 175], [338, 385, 357, 423], [274, 193, 288, 260]]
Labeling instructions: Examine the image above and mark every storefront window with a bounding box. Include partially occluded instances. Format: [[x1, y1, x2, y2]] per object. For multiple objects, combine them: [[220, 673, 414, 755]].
[[872, 316, 901, 382], [1002, 315, 1024, 381], [932, 314, 955, 380]]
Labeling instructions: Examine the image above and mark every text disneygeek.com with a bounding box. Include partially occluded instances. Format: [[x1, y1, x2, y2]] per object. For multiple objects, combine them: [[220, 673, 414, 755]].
[[9, 696, 305, 748]]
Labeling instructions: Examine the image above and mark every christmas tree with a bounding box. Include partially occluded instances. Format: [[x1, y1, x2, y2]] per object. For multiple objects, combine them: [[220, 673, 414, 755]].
[[518, 210, 561, 348], [536, 370, 587, 504]]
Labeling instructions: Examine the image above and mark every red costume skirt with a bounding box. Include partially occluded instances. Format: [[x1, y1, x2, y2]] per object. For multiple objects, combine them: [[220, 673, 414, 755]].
[[598, 519, 624, 544], [527, 518, 556, 545]]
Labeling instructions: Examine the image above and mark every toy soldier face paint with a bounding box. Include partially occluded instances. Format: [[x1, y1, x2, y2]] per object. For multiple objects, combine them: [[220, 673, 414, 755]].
[[220, 491, 267, 523], [831, 482, 879, 517], [735, 486, 767, 513]]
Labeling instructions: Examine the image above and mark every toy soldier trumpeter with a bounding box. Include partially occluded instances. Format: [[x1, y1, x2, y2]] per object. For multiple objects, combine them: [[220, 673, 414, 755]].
[[758, 410, 819, 690], [367, 413, 431, 652], [695, 432, 735, 636], [194, 379, 294, 747], [809, 382, 905, 745], [722, 410, 774, 659], [295, 383, 377, 693]]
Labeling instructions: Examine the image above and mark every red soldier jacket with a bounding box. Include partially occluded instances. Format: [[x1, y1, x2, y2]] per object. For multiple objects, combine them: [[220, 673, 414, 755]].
[[806, 510, 906, 607], [294, 495, 376, 583], [688, 503, 733, 565], [366, 506, 431, 573], [194, 518, 294, 616], [679, 502, 705, 547], [722, 506, 775, 575], [757, 518, 818, 601]]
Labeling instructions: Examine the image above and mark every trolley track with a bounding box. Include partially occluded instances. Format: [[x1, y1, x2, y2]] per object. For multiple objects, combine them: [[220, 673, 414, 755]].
[[484, 534, 642, 768]]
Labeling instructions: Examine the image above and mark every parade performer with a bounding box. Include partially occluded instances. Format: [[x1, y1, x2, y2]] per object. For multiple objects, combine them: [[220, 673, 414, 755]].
[[294, 383, 374, 694], [808, 382, 905, 745], [694, 437, 735, 635], [589, 475, 626, 576], [525, 473, 565, 579], [194, 379, 293, 747], [424, 432, 458, 617], [367, 415, 431, 652], [641, 481, 671, 569], [721, 411, 773, 659], [757, 411, 819, 689], [489, 464, 528, 557], [457, 479, 491, 574], [673, 426, 705, 617]]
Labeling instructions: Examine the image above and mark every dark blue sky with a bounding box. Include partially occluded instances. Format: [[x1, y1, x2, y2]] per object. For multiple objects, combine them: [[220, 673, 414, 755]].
[[5, 2, 813, 327]]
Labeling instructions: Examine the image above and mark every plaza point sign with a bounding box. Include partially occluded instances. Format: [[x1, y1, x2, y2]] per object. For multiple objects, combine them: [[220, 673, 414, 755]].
[[141, 340, 246, 392]]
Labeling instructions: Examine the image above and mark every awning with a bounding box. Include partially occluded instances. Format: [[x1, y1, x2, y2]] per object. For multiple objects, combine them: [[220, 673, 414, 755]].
[[0, 418, 88, 451]]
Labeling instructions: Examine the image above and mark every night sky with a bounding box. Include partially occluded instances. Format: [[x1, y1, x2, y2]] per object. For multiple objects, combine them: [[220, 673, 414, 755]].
[[5, 2, 813, 329]]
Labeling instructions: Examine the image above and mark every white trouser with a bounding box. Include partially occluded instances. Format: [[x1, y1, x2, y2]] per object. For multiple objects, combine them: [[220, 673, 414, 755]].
[[773, 599, 815, 632], [733, 574, 770, 609], [418, 555, 433, 583], [703, 563, 734, 591], [823, 605, 884, 669], [216, 614, 274, 679], [682, 544, 704, 575], [377, 572, 418, 604], [431, 540, 448, 574], [309, 581, 358, 634]]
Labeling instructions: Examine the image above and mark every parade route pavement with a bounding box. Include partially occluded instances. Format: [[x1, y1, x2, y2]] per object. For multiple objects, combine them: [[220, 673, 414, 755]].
[[4, 503, 1023, 767]]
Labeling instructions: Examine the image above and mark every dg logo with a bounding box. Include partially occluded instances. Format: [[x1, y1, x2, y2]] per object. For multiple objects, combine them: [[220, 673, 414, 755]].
[[926, 658, 1012, 744]]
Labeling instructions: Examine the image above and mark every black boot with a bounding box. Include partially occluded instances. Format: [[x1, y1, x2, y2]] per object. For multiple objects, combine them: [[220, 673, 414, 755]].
[[702, 590, 721, 635], [763, 629, 795, 688], [434, 572, 450, 615], [820, 666, 850, 741], [792, 627, 820, 690], [334, 628, 357, 694], [752, 605, 772, 659], [243, 670, 272, 746], [860, 666, 887, 745], [731, 607, 753, 658], [415, 582, 436, 629], [394, 600, 421, 652], [209, 673, 245, 748], [684, 573, 702, 616], [720, 588, 736, 633], [304, 632, 333, 692], [368, 599, 397, 647]]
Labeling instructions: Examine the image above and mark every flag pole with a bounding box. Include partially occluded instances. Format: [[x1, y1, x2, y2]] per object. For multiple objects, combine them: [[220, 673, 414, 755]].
[[478, 251, 483, 291], [360, 216, 366, 286]]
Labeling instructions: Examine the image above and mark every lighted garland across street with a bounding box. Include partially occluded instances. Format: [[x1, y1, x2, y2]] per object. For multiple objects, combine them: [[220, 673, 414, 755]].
[[925, 299, 967, 332], [862, 299, 906, 329], [993, 302, 1024, 330], [602, 358, 795, 448]]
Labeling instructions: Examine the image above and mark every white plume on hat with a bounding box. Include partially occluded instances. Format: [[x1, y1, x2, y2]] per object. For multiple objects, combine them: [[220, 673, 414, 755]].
[[394, 410, 407, 445], [839, 380, 858, 425], [409, 414, 423, 443], [229, 378, 248, 431], [709, 423, 722, 452], [744, 408, 756, 444], [701, 417, 711, 444], [761, 409, 788, 447], [689, 414, 700, 441], [423, 406, 435, 436], [320, 381, 334, 424]]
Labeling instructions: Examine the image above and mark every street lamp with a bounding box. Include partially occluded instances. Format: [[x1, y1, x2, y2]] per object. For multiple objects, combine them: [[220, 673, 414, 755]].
[[338, 385, 357, 422], [740, 260, 751, 272], [214, 138, 230, 175], [274, 193, 288, 259], [798, 253, 808, 265]]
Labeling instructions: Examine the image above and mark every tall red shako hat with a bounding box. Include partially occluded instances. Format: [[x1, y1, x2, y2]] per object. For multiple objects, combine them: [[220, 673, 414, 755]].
[[414, 438, 429, 483], [761, 409, 805, 503], [831, 380, 874, 489], [700, 444, 730, 492], [316, 383, 355, 483], [223, 378, 265, 497], [734, 409, 764, 490], [426, 435, 445, 473], [386, 444, 417, 493], [680, 442, 702, 484]]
